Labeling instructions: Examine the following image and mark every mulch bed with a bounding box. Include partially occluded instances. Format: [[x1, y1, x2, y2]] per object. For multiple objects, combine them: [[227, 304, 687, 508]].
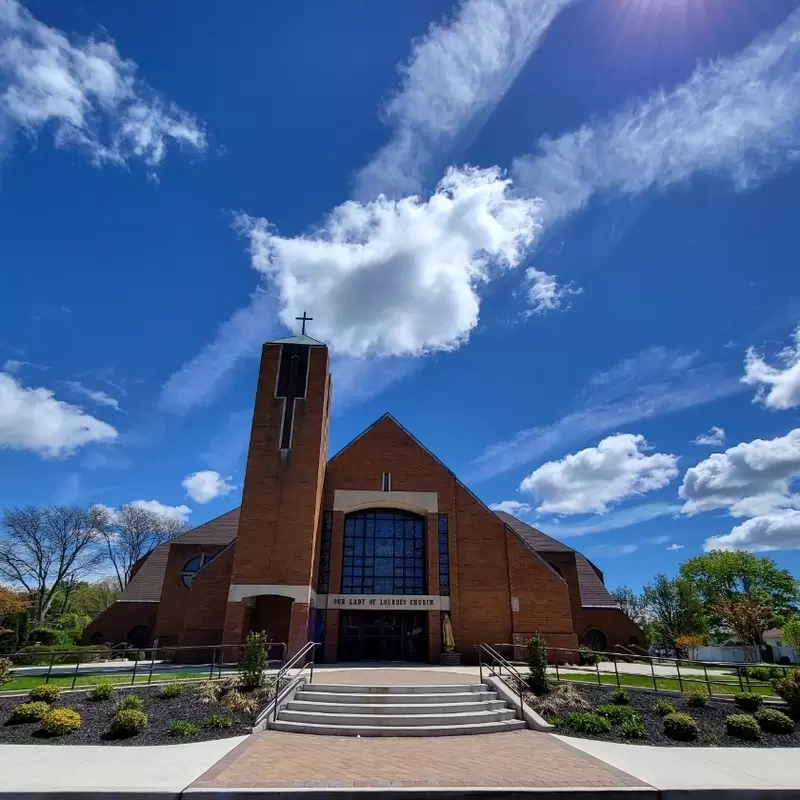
[[547, 684, 800, 748], [0, 684, 257, 746]]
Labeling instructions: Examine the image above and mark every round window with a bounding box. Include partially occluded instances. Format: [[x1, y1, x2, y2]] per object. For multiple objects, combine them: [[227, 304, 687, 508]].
[[181, 554, 211, 588]]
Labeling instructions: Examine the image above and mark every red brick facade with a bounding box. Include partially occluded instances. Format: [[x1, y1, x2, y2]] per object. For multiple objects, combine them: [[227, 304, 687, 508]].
[[84, 336, 642, 664]]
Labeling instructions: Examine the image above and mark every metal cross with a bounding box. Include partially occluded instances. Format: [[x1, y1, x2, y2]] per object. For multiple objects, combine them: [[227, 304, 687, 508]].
[[295, 312, 313, 335]]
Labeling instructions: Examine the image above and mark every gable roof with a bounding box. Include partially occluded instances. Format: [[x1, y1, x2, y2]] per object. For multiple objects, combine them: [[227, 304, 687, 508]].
[[268, 334, 326, 347], [172, 508, 240, 545]]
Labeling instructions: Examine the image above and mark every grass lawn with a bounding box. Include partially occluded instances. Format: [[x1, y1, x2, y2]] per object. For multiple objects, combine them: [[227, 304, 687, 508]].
[[557, 670, 778, 698], [1, 670, 214, 693]]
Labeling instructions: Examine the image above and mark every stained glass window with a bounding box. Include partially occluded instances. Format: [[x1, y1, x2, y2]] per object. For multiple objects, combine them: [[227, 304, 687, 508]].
[[342, 510, 425, 594], [438, 514, 450, 595]]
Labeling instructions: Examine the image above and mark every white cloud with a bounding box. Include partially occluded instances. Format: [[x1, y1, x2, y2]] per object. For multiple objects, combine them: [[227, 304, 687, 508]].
[[64, 381, 121, 411], [591, 542, 639, 558], [0, 371, 117, 457], [667, 543, 685, 551], [354, 0, 573, 199], [235, 166, 541, 359], [489, 500, 534, 516], [541, 501, 680, 539], [130, 499, 191, 524], [468, 347, 742, 482], [523, 267, 580, 314], [2, 359, 28, 374], [651, 535, 670, 545], [704, 510, 800, 553], [159, 290, 277, 413], [0, 0, 205, 168], [693, 426, 725, 447], [742, 326, 800, 410], [514, 7, 800, 226], [520, 433, 678, 515], [182, 470, 235, 504], [680, 429, 800, 517]]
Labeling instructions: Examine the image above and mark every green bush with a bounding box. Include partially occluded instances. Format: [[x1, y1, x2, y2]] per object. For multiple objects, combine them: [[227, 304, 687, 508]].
[[734, 692, 763, 713], [772, 670, 800, 718], [578, 646, 601, 666], [619, 718, 647, 739], [9, 701, 50, 723], [0, 657, 12, 686], [596, 704, 638, 725], [744, 666, 781, 682], [110, 708, 148, 736], [754, 708, 794, 734], [41, 708, 81, 736], [609, 687, 630, 705], [663, 712, 698, 741], [12, 644, 111, 666], [28, 684, 61, 703], [116, 693, 144, 711], [28, 626, 70, 646], [206, 712, 234, 729], [565, 712, 612, 734], [159, 682, 186, 699], [684, 686, 708, 707], [240, 631, 271, 689], [169, 720, 199, 737], [88, 681, 116, 701], [726, 713, 760, 741], [654, 700, 677, 717], [525, 632, 550, 695]]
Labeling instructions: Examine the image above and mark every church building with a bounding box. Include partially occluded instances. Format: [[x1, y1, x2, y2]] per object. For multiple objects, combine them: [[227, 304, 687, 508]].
[[85, 333, 643, 663]]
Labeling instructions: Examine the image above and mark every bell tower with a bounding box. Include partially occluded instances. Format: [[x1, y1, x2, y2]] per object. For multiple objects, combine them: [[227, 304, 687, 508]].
[[223, 321, 331, 656]]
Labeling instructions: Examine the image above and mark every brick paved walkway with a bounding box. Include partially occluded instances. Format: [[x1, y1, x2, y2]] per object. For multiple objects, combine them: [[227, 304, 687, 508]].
[[310, 668, 477, 685], [191, 731, 646, 789]]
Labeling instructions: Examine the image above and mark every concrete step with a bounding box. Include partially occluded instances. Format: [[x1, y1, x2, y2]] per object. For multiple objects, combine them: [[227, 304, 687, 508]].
[[287, 699, 509, 714], [270, 718, 528, 736], [278, 708, 519, 727], [294, 690, 499, 705], [302, 683, 486, 695]]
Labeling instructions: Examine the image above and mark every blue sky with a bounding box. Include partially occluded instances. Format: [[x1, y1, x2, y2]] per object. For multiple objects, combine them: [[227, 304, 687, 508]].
[[2, 0, 800, 593]]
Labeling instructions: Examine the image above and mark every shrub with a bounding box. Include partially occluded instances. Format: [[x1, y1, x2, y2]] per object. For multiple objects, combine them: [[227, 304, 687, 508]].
[[525, 632, 550, 695], [619, 718, 647, 739], [88, 680, 116, 701], [159, 682, 186, 699], [196, 681, 222, 704], [734, 692, 763, 713], [116, 693, 144, 712], [609, 688, 630, 705], [206, 712, 234, 729], [12, 644, 111, 666], [772, 670, 800, 718], [0, 657, 12, 686], [169, 720, 198, 737], [28, 684, 60, 703], [578, 646, 601, 666], [684, 687, 708, 707], [654, 700, 677, 717], [28, 626, 70, 646], [596, 704, 638, 725], [663, 712, 698, 741], [126, 650, 146, 661], [527, 682, 589, 717], [41, 708, 81, 736], [240, 631, 271, 689], [565, 712, 611, 734], [726, 713, 761, 741], [9, 701, 50, 723], [223, 690, 257, 714], [110, 708, 148, 736], [754, 708, 794, 734]]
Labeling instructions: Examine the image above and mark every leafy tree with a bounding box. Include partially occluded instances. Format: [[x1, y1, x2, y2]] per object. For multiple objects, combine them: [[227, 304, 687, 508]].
[[0, 507, 104, 622], [94, 504, 186, 591], [68, 579, 120, 618], [0, 586, 29, 639], [680, 551, 799, 635], [780, 616, 800, 652], [642, 574, 706, 649], [674, 634, 705, 660], [611, 586, 648, 629], [712, 596, 774, 661]]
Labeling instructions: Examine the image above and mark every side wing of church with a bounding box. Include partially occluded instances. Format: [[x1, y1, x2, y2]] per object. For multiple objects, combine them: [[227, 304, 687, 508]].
[[84, 334, 644, 662]]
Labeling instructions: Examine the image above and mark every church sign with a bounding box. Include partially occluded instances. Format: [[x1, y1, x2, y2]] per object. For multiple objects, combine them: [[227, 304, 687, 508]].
[[320, 594, 450, 611]]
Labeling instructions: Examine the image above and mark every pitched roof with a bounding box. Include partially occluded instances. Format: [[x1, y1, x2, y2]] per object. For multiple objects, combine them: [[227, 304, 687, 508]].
[[172, 508, 240, 545], [268, 334, 326, 347], [494, 512, 619, 609]]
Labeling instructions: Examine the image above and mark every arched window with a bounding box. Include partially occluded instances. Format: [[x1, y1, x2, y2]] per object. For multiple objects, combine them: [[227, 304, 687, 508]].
[[586, 628, 608, 652], [127, 625, 152, 648], [343, 510, 425, 595], [181, 554, 211, 588]]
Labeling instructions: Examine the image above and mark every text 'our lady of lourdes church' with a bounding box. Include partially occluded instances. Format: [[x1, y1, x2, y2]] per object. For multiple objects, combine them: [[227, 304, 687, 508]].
[[85, 318, 643, 664]]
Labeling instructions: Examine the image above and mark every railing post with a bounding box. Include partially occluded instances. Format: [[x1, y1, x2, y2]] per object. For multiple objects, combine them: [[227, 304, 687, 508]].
[[676, 658, 684, 693], [650, 656, 658, 692], [209, 647, 216, 680], [702, 663, 712, 697], [71, 651, 82, 690], [736, 664, 744, 692], [613, 654, 620, 688], [479, 647, 483, 684], [45, 651, 56, 685], [147, 647, 156, 685], [130, 650, 140, 686], [554, 660, 560, 682], [596, 658, 602, 687]]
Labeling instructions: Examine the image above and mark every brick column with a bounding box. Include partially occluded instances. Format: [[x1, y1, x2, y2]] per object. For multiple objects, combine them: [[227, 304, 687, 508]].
[[222, 601, 249, 661], [287, 601, 310, 658], [428, 610, 442, 663]]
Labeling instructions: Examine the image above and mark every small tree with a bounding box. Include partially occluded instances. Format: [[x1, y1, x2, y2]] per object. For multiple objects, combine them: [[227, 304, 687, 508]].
[[674, 634, 705, 660], [525, 632, 549, 695], [611, 586, 648, 631], [240, 631, 271, 689], [782, 617, 800, 653], [713, 596, 773, 662], [642, 575, 706, 650]]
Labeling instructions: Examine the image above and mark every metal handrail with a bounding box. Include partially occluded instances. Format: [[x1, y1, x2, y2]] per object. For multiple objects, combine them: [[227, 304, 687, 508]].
[[477, 642, 525, 718], [256, 641, 319, 727]]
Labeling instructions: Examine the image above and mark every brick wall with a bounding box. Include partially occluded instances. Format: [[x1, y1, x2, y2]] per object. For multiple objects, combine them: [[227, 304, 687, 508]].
[[82, 601, 158, 646], [581, 607, 646, 650], [180, 545, 235, 650]]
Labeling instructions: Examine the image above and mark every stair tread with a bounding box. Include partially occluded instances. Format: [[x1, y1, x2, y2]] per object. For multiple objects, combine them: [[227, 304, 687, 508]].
[[283, 710, 514, 720], [270, 719, 527, 735], [289, 701, 506, 710], [304, 684, 486, 692]]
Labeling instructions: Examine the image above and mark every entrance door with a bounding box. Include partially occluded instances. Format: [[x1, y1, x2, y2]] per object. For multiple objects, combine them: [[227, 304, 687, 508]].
[[338, 612, 427, 662]]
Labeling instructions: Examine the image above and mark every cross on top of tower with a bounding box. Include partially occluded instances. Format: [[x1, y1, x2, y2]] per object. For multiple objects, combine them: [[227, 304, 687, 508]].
[[295, 312, 313, 335]]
